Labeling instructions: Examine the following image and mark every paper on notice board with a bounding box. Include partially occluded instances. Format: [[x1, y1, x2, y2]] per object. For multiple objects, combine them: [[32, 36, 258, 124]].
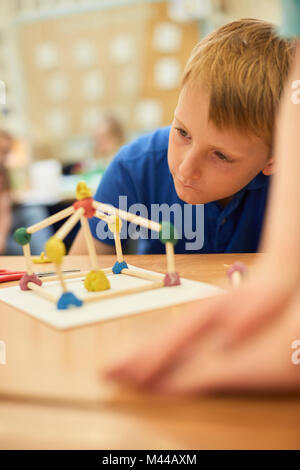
[[135, 99, 163, 129], [35, 43, 58, 70], [82, 71, 105, 101], [73, 40, 96, 68], [154, 57, 181, 90], [152, 22, 182, 53], [110, 34, 135, 64]]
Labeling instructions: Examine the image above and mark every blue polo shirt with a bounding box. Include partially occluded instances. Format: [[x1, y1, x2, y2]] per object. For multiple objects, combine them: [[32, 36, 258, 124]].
[[89, 127, 270, 254]]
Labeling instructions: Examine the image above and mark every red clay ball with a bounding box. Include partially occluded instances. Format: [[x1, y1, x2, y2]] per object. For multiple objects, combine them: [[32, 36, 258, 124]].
[[164, 272, 181, 287], [19, 273, 43, 291], [73, 198, 95, 218]]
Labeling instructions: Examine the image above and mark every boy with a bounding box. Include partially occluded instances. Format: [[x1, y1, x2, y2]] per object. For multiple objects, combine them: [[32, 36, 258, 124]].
[[0, 130, 13, 254], [71, 18, 295, 255]]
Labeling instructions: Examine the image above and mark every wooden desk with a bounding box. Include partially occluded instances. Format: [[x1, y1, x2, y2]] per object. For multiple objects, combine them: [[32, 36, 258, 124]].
[[0, 254, 299, 450]]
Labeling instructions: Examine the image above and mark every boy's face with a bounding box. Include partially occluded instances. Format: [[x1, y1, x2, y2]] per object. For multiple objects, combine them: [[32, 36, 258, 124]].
[[168, 85, 273, 205]]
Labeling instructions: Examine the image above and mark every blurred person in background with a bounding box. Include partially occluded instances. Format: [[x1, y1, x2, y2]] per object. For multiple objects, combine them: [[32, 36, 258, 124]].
[[93, 114, 125, 169], [63, 114, 125, 176], [0, 130, 13, 255], [0, 129, 53, 255]]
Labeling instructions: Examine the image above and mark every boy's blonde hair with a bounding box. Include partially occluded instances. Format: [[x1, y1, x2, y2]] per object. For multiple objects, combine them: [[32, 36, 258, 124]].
[[182, 18, 295, 149]]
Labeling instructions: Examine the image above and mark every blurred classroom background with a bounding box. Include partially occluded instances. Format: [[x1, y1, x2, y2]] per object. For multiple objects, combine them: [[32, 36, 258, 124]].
[[0, 0, 281, 254]]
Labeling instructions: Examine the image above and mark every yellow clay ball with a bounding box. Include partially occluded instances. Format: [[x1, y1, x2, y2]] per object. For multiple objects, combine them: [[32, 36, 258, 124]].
[[84, 270, 110, 292], [76, 181, 92, 200], [45, 237, 66, 264]]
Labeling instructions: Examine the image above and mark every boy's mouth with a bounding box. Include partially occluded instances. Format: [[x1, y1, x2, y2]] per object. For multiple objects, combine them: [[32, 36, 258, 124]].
[[175, 173, 202, 191]]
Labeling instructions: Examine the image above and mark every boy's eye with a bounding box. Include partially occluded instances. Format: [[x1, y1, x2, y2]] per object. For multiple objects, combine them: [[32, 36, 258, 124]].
[[175, 127, 190, 139], [214, 151, 232, 163]]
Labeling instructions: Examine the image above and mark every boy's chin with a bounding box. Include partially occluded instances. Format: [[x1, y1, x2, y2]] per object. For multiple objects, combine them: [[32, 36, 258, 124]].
[[180, 195, 206, 204], [178, 194, 211, 205], [175, 187, 212, 205]]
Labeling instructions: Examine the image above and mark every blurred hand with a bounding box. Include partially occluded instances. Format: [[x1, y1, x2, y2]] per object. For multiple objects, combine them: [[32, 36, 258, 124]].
[[134, 288, 300, 395], [0, 234, 6, 255], [105, 261, 300, 392]]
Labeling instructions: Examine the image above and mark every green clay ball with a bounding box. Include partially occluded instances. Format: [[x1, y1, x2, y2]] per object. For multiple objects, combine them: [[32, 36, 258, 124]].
[[159, 221, 179, 245], [13, 227, 31, 245]]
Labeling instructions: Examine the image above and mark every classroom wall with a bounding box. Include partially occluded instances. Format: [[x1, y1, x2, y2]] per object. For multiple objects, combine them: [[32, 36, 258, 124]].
[[16, 1, 199, 160], [0, 0, 282, 163]]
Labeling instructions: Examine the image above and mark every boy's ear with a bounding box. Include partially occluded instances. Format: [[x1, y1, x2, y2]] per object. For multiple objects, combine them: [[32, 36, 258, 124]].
[[262, 157, 275, 176]]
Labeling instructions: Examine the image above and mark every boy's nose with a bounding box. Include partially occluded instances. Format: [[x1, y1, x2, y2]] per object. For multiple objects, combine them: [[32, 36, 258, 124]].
[[178, 150, 202, 180]]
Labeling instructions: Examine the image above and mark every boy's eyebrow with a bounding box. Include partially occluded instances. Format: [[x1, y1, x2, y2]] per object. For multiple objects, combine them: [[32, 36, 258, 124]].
[[208, 142, 246, 160], [174, 115, 256, 160], [174, 115, 239, 158], [174, 116, 189, 131]]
